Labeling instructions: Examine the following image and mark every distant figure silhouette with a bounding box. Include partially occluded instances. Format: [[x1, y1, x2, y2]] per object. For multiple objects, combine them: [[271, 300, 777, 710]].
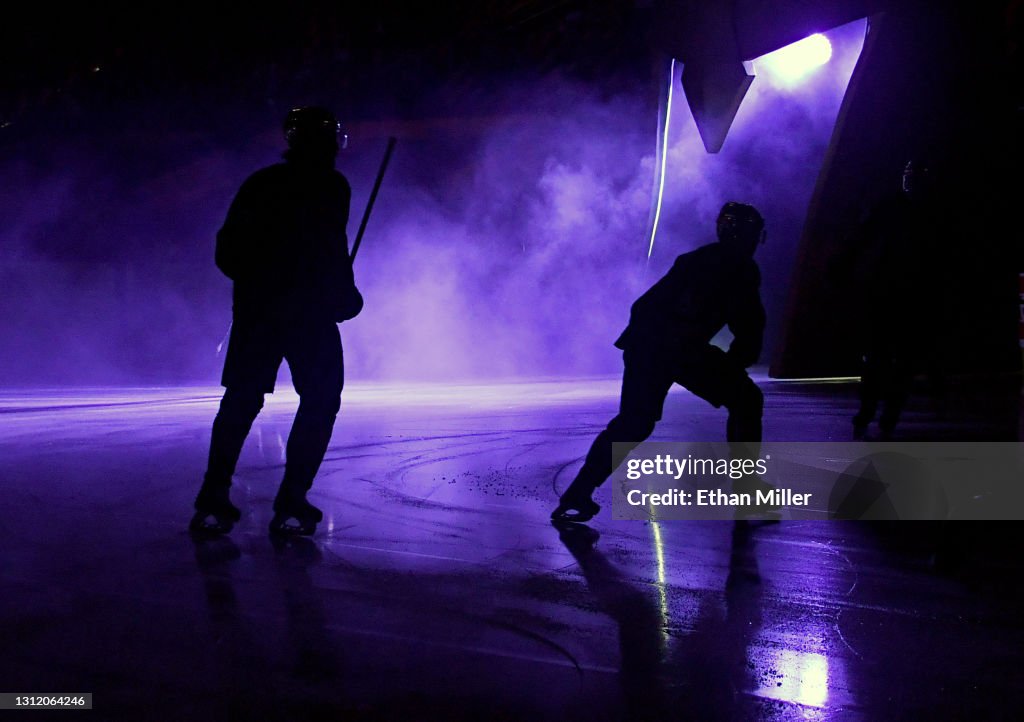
[[552, 203, 767, 523], [842, 160, 943, 439], [191, 107, 362, 536]]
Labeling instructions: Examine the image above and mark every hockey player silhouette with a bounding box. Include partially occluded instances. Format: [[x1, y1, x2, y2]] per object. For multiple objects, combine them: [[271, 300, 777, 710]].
[[191, 107, 362, 536], [552, 203, 767, 523], [844, 159, 944, 439]]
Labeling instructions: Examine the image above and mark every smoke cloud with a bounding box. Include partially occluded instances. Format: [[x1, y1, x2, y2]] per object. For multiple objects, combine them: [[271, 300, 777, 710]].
[[0, 20, 865, 386]]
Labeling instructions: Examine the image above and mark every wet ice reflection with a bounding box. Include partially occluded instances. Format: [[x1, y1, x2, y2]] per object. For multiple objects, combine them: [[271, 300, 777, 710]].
[[0, 384, 1016, 719], [649, 520, 670, 648], [755, 648, 831, 707]]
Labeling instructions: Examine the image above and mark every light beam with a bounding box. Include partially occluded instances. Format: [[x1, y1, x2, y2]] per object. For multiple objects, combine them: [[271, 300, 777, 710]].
[[647, 58, 675, 260]]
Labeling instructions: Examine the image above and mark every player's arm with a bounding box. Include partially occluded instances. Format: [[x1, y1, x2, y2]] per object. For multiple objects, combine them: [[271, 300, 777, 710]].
[[215, 175, 265, 281], [336, 174, 354, 282], [333, 174, 363, 321]]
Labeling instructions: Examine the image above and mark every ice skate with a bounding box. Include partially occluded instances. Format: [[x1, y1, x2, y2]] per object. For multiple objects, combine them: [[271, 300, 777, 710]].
[[269, 494, 323, 536], [189, 483, 241, 535], [551, 480, 600, 524], [551, 497, 600, 524]]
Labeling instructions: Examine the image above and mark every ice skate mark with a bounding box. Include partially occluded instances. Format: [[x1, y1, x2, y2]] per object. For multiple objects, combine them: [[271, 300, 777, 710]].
[[381, 427, 567, 444], [766, 533, 865, 560], [360, 572, 587, 671], [382, 443, 530, 499], [293, 553, 593, 672], [360, 475, 482, 514], [477, 616, 583, 675], [318, 449, 399, 465], [834, 610, 864, 660], [341, 492, 478, 535], [322, 617, 600, 674], [550, 556, 591, 574], [317, 428, 566, 466], [389, 430, 511, 445], [387, 456, 491, 489], [315, 433, 519, 467], [317, 496, 513, 553], [829, 545, 859, 597], [383, 434, 519, 471], [502, 440, 550, 477], [389, 446, 499, 476], [770, 536, 860, 597], [320, 430, 510, 457], [318, 540, 502, 567], [235, 446, 501, 478]]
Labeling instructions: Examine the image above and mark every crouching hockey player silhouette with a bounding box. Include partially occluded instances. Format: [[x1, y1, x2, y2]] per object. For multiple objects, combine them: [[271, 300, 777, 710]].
[[552, 203, 767, 523], [191, 107, 363, 536]]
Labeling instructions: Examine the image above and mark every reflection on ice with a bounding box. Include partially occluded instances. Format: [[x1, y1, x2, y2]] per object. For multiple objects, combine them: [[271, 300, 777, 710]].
[[756, 648, 830, 707]]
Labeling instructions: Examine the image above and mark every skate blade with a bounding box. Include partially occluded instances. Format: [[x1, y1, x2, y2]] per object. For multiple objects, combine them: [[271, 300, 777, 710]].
[[269, 514, 317, 537], [189, 511, 234, 535], [550, 500, 600, 524]]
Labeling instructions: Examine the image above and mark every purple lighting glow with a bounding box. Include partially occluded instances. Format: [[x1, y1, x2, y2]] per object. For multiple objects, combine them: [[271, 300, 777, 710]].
[[754, 33, 833, 86], [0, 20, 866, 386]]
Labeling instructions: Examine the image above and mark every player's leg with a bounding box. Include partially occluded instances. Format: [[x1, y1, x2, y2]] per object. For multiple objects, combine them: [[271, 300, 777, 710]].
[[854, 353, 883, 438], [270, 321, 344, 535], [193, 319, 281, 533], [724, 375, 763, 443], [677, 346, 770, 516], [675, 345, 762, 443], [553, 351, 673, 523], [855, 328, 898, 438], [879, 355, 911, 438]]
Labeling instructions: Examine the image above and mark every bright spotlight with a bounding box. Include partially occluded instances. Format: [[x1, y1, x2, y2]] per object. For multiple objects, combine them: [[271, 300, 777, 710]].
[[755, 33, 833, 85]]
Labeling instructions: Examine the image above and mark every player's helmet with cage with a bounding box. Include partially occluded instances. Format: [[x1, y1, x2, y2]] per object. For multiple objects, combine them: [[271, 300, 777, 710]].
[[283, 107, 347, 150], [901, 159, 934, 197], [717, 202, 766, 252]]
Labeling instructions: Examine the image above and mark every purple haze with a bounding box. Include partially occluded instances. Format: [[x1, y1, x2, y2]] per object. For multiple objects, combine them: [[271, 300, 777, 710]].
[[0, 21, 865, 387]]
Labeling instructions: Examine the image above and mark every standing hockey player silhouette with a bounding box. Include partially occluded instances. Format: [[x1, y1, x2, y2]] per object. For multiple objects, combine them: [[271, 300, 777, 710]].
[[552, 203, 767, 523], [845, 159, 944, 439], [191, 107, 362, 536]]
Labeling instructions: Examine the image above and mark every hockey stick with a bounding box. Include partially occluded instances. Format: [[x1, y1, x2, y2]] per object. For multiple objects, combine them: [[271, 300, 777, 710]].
[[350, 136, 397, 263]]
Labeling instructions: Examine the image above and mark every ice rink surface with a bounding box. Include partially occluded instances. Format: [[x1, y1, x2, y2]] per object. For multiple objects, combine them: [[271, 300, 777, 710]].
[[1, 376, 1021, 720]]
